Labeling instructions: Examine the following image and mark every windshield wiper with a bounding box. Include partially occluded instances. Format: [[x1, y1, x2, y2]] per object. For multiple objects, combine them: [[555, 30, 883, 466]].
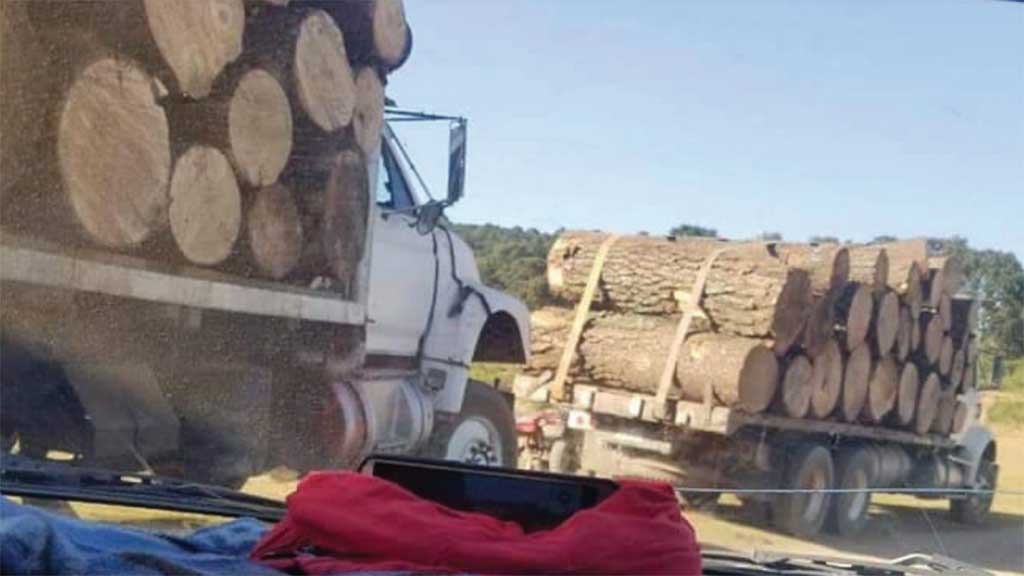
[[0, 454, 285, 522], [700, 550, 992, 576]]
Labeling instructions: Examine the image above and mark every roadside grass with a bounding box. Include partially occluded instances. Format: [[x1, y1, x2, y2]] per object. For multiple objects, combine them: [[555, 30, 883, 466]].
[[987, 359, 1024, 429]]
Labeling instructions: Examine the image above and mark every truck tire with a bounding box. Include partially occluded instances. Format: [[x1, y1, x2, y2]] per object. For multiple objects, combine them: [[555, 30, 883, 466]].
[[425, 380, 516, 467], [773, 444, 834, 537], [950, 452, 996, 525], [827, 446, 875, 536]]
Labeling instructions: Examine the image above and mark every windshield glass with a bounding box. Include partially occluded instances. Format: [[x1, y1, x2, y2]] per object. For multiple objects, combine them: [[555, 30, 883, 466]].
[[1, 0, 1021, 574]]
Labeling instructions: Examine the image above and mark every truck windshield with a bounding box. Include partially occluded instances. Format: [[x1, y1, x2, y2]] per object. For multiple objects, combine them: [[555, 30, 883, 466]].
[[0, 1, 1020, 574]]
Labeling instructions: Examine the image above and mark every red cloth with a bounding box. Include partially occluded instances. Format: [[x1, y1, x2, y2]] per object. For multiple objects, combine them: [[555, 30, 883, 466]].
[[251, 471, 701, 575]]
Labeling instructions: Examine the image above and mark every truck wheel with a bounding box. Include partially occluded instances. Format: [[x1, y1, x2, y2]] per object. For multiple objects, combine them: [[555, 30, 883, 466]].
[[950, 452, 996, 525], [773, 444, 834, 537], [426, 380, 516, 467], [827, 447, 875, 536]]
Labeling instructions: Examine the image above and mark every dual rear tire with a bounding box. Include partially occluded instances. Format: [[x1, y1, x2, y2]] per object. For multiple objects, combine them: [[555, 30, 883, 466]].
[[773, 443, 874, 538]]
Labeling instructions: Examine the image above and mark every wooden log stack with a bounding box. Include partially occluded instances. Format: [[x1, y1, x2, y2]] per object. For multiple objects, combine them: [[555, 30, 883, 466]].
[[528, 232, 980, 439], [1, 0, 408, 295]]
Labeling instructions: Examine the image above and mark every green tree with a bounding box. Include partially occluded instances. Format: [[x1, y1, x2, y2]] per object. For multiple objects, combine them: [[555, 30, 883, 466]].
[[871, 235, 898, 244], [809, 235, 840, 244], [756, 232, 783, 241], [452, 223, 556, 309], [669, 223, 718, 238], [947, 237, 1024, 359]]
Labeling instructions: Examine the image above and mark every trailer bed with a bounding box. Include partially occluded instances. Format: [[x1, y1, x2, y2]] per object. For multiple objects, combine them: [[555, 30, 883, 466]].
[[0, 232, 365, 326], [569, 383, 955, 449]]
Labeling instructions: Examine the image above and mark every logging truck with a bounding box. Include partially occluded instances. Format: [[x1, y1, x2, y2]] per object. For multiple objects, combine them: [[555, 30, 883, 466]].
[[1, 1, 527, 488], [516, 233, 998, 538]]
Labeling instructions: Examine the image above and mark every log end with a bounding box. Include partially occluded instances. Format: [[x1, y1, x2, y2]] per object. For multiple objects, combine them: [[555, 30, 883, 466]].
[[841, 344, 872, 422], [229, 68, 293, 186], [809, 339, 843, 419], [781, 355, 813, 418], [295, 9, 356, 132], [169, 145, 241, 265], [737, 343, 780, 414], [770, 268, 812, 356]]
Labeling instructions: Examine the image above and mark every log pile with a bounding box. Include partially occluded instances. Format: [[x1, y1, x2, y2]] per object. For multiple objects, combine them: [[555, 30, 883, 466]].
[[529, 232, 980, 439], [1, 0, 408, 294]]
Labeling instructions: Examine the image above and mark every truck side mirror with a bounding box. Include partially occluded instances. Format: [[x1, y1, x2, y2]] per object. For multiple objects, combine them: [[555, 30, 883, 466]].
[[447, 119, 467, 205], [415, 201, 444, 235]]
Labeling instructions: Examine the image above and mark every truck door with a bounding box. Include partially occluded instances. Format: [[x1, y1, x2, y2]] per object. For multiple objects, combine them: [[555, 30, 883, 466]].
[[365, 145, 436, 357]]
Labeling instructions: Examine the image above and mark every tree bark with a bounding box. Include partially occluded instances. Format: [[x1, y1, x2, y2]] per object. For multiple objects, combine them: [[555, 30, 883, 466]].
[[352, 67, 385, 160], [676, 333, 780, 413], [950, 348, 966, 391], [920, 312, 943, 366], [933, 390, 956, 436], [924, 268, 944, 309], [841, 343, 872, 422], [307, 0, 411, 70], [848, 246, 889, 295], [775, 243, 849, 296], [914, 372, 940, 435], [247, 183, 303, 279], [864, 356, 898, 423], [951, 298, 979, 346], [833, 282, 874, 351], [929, 256, 964, 298], [951, 399, 970, 435], [780, 354, 813, 418], [168, 145, 242, 265], [895, 305, 912, 361], [895, 362, 919, 427], [872, 290, 900, 357], [878, 239, 929, 318], [291, 149, 369, 290], [800, 290, 836, 358], [938, 335, 954, 377], [547, 232, 812, 355], [910, 305, 922, 353], [962, 359, 976, 391], [809, 339, 843, 419], [937, 293, 952, 333]]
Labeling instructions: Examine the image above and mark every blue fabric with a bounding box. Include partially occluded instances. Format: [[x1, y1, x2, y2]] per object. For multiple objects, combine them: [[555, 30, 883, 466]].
[[0, 498, 279, 575]]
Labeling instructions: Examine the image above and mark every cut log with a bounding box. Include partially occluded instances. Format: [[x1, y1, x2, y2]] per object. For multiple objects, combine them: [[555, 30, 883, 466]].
[[914, 372, 941, 435], [937, 293, 952, 333], [950, 348, 966, 391], [864, 357, 899, 423], [920, 312, 943, 366], [951, 400, 970, 435], [166, 67, 293, 187], [25, 0, 245, 98], [895, 305, 912, 361], [295, 10, 356, 132], [310, 0, 411, 70], [547, 233, 812, 354], [966, 336, 979, 364], [168, 146, 242, 265], [848, 246, 889, 295], [809, 339, 843, 419], [938, 335, 954, 377], [776, 243, 849, 296], [59, 57, 172, 247], [319, 149, 370, 285], [933, 391, 956, 435], [801, 290, 837, 358], [929, 256, 964, 297], [352, 67, 385, 159], [951, 298, 979, 346], [247, 183, 303, 279], [841, 344, 872, 422], [895, 362, 919, 427], [910, 306, 922, 353], [925, 268, 944, 309], [142, 0, 245, 97], [872, 290, 900, 357], [780, 354, 813, 418], [676, 333, 780, 413], [879, 239, 929, 318], [833, 282, 874, 351]]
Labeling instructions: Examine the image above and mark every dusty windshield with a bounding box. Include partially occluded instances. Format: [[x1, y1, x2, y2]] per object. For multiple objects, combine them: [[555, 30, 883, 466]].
[[1, 0, 1022, 574]]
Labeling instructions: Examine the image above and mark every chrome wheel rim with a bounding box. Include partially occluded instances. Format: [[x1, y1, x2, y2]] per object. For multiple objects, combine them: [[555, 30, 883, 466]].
[[445, 417, 503, 466]]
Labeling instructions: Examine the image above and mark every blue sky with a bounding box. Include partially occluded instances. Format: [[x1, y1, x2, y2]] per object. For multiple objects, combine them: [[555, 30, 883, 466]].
[[387, 0, 1023, 258]]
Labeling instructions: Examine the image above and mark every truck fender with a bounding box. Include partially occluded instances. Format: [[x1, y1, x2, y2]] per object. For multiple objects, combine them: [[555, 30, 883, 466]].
[[953, 426, 997, 485], [426, 280, 530, 414]]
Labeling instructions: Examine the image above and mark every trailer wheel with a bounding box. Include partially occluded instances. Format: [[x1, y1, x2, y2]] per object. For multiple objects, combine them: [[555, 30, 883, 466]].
[[950, 450, 996, 525], [773, 444, 834, 537], [827, 447, 875, 536], [425, 380, 516, 467]]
